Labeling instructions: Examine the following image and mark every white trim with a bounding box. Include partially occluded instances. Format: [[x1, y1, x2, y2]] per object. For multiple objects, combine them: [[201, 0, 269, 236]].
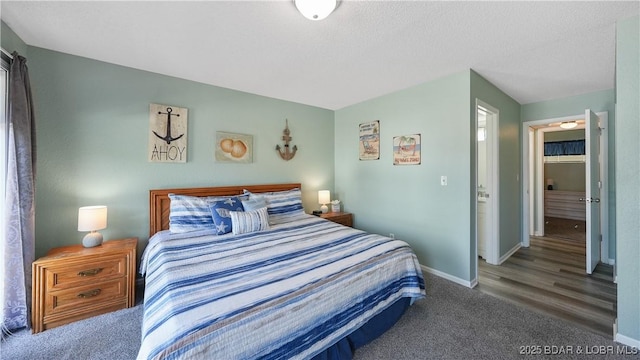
[[543, 154, 585, 163], [476, 99, 500, 265], [498, 243, 521, 265], [599, 112, 609, 262], [420, 265, 475, 288], [0, 47, 13, 60], [523, 128, 534, 245], [615, 333, 640, 348], [535, 129, 545, 236], [608, 258, 615, 266]]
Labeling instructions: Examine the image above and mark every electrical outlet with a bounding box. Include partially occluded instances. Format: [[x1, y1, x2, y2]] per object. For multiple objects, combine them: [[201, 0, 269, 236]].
[[389, 233, 395, 239], [440, 176, 448, 186]]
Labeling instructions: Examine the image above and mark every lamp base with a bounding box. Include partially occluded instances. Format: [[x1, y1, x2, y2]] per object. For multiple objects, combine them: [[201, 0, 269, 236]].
[[320, 204, 328, 214], [82, 231, 103, 248]]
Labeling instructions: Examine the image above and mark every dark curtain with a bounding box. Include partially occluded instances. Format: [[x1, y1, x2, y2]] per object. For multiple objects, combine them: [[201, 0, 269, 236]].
[[544, 140, 585, 156], [2, 52, 36, 334]]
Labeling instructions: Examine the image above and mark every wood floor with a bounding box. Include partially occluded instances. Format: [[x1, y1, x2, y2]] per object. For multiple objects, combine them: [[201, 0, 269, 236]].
[[477, 235, 617, 339]]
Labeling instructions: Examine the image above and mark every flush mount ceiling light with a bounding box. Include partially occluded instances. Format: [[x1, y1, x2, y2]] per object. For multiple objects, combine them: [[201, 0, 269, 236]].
[[295, 0, 337, 21], [559, 121, 578, 129]]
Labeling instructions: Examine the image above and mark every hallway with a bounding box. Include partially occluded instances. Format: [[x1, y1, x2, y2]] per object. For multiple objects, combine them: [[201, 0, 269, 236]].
[[476, 235, 616, 339]]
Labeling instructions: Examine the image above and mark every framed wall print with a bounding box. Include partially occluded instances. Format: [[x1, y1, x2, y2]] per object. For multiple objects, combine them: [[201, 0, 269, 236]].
[[359, 120, 380, 160], [393, 134, 421, 165], [148, 103, 188, 163], [215, 132, 253, 163]]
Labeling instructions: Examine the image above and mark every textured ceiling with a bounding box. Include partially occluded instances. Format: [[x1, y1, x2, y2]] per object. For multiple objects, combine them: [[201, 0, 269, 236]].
[[1, 1, 638, 110]]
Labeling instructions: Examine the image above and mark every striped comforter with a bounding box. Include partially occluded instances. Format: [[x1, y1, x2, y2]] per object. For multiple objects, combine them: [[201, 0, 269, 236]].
[[138, 215, 425, 360]]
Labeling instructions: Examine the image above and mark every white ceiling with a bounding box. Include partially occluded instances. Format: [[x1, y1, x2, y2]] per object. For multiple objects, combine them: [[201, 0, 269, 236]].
[[2, 1, 638, 110]]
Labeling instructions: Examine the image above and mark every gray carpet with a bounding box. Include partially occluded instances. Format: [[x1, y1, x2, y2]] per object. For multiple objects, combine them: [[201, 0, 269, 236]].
[[1, 273, 634, 360]]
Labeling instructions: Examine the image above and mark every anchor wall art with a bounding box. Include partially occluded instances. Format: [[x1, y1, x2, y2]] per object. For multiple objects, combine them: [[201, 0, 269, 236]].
[[148, 103, 188, 163], [276, 119, 298, 161]]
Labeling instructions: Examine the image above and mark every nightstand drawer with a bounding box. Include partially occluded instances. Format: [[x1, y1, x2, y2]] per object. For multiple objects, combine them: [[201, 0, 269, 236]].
[[319, 212, 353, 227], [46, 255, 126, 290], [46, 278, 127, 316], [32, 238, 137, 333]]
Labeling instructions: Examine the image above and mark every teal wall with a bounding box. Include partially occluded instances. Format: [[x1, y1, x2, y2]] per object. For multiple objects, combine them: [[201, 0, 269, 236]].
[[521, 89, 616, 260], [614, 15, 639, 345], [470, 71, 522, 263], [1, 21, 28, 56], [545, 129, 584, 141], [334, 70, 521, 283], [27, 47, 335, 259], [335, 71, 472, 282], [335, 71, 471, 280]]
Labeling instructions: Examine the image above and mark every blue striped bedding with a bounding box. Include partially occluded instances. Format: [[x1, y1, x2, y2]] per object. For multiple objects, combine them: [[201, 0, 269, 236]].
[[138, 215, 425, 360]]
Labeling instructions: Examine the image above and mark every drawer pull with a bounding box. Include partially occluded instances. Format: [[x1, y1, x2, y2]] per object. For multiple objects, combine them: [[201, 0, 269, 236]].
[[77, 289, 101, 298], [77, 268, 103, 277]]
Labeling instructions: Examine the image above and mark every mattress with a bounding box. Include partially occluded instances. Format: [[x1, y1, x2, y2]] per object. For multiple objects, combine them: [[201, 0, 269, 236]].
[[138, 215, 425, 359]]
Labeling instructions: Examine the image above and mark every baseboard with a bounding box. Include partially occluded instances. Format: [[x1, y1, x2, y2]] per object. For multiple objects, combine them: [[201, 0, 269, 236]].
[[608, 258, 615, 266], [615, 332, 640, 348], [420, 264, 475, 288], [498, 243, 522, 265]]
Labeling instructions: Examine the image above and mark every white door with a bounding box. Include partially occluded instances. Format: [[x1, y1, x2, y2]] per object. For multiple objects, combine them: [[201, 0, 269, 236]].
[[476, 100, 499, 265], [478, 201, 487, 259], [585, 109, 601, 274]]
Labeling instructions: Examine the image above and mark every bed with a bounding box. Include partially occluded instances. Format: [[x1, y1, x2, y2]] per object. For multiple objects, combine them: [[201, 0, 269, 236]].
[[138, 183, 425, 360]]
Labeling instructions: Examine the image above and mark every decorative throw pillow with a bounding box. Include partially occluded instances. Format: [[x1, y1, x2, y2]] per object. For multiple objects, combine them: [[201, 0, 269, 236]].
[[168, 194, 216, 233], [230, 207, 270, 235], [209, 197, 245, 235], [241, 196, 268, 211], [245, 188, 305, 225]]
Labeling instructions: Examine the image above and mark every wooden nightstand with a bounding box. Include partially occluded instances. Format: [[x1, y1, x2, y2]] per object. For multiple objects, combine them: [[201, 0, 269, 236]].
[[31, 237, 137, 333], [319, 212, 353, 227]]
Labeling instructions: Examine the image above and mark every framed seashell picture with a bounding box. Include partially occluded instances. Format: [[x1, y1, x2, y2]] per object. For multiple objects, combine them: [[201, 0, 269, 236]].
[[215, 132, 253, 163]]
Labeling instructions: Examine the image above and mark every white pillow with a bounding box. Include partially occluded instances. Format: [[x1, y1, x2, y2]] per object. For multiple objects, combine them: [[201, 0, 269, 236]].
[[230, 207, 270, 235], [244, 188, 305, 225]]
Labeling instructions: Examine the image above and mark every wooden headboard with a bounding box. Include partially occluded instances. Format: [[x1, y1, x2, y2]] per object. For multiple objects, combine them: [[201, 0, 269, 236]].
[[149, 183, 301, 236]]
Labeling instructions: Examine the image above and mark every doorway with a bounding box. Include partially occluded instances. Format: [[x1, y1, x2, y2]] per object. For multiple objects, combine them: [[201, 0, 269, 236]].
[[521, 111, 609, 273], [475, 100, 499, 265], [476, 110, 616, 338]]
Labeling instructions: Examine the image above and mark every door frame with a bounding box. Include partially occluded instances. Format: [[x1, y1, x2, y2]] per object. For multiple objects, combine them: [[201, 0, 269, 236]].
[[521, 112, 609, 263], [475, 99, 500, 265]]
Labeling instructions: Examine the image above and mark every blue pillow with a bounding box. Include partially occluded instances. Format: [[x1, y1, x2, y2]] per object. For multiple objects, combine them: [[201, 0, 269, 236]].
[[209, 197, 245, 235]]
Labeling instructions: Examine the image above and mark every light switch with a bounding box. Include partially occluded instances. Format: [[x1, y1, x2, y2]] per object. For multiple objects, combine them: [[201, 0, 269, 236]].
[[440, 176, 448, 186]]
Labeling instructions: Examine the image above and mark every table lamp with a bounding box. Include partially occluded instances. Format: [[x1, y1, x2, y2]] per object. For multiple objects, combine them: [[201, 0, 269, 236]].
[[318, 190, 330, 214], [78, 205, 107, 247]]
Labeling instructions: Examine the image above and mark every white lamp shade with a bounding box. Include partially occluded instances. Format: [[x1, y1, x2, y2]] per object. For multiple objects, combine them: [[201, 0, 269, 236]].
[[78, 206, 108, 231], [295, 0, 337, 21], [318, 190, 330, 205]]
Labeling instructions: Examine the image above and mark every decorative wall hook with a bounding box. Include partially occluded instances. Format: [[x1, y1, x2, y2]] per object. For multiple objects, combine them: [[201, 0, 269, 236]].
[[276, 119, 298, 161]]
